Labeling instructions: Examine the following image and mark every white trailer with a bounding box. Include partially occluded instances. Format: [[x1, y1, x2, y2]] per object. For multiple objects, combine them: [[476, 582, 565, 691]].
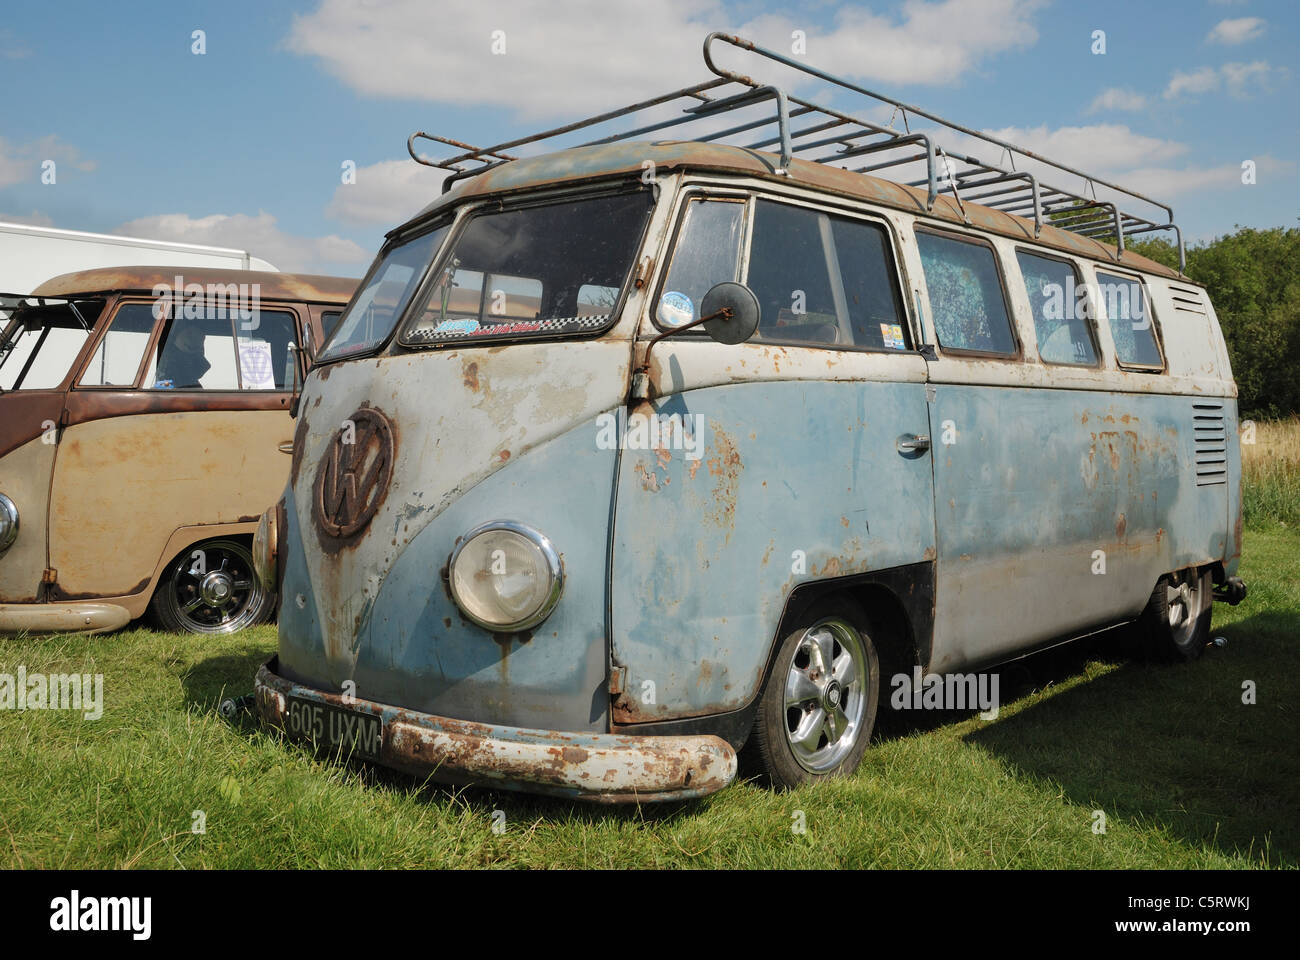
[[0, 220, 277, 294]]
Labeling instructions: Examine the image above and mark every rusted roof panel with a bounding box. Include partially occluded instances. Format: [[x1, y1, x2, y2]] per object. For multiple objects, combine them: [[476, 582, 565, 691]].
[[31, 267, 358, 303]]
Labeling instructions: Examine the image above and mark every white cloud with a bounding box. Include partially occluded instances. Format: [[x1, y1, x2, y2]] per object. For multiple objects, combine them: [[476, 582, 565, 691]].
[[113, 212, 371, 274], [326, 159, 449, 227], [1165, 66, 1220, 98], [0, 210, 55, 227], [977, 124, 1186, 175], [287, 0, 1047, 119], [1086, 87, 1148, 114], [0, 29, 30, 59], [1164, 60, 1280, 99], [1220, 60, 1277, 96], [0, 135, 94, 189], [1207, 17, 1265, 45]]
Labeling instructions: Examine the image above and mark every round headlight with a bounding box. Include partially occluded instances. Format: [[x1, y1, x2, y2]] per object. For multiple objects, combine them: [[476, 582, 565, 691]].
[[0, 494, 18, 552], [448, 521, 563, 632]]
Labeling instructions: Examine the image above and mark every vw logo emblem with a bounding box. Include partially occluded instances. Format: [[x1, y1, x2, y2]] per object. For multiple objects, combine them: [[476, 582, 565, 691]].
[[312, 407, 395, 540]]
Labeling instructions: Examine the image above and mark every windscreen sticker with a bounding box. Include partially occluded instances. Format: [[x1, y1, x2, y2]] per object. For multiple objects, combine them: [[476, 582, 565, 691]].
[[407, 314, 610, 343], [880, 322, 907, 350], [432, 318, 481, 336], [657, 291, 694, 328]]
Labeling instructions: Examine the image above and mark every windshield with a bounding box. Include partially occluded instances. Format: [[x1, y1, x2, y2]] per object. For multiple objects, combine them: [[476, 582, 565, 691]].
[[317, 223, 451, 362], [0, 297, 105, 391], [401, 190, 652, 347]]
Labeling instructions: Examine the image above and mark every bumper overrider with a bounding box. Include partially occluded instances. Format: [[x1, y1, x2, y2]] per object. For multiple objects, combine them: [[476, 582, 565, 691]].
[[255, 657, 738, 802]]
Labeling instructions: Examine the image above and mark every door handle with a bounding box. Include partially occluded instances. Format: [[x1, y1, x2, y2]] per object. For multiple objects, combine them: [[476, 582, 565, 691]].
[[278, 441, 295, 454], [896, 433, 931, 454]]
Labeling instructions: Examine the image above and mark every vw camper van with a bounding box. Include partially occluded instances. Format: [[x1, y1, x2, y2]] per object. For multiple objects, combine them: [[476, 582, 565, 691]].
[[0, 267, 356, 635], [254, 35, 1246, 800]]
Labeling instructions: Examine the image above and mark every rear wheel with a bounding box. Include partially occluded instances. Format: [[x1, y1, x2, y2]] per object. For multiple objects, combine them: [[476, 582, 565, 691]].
[[149, 538, 274, 635], [747, 598, 880, 789], [1133, 568, 1212, 662]]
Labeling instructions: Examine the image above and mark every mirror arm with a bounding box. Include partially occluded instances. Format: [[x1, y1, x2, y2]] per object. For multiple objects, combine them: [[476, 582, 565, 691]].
[[631, 307, 733, 402]]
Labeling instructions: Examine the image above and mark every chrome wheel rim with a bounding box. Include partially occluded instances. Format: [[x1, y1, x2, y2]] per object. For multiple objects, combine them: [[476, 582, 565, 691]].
[[783, 617, 868, 773], [164, 540, 264, 635], [1166, 577, 1201, 647]]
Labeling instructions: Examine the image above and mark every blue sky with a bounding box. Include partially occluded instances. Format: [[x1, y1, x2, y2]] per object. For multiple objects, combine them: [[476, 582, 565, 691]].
[[1, 0, 1294, 276]]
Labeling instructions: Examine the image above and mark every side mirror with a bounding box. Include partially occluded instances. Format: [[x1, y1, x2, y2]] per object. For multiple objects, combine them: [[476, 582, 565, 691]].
[[632, 282, 762, 401], [699, 282, 761, 345]]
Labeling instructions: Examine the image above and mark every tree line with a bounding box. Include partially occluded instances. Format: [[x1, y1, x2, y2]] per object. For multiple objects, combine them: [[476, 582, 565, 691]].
[[1125, 226, 1299, 419]]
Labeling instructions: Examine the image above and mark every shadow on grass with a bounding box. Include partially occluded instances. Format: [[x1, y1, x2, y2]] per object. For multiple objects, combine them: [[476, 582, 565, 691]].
[[962, 610, 1299, 867], [179, 646, 269, 709]]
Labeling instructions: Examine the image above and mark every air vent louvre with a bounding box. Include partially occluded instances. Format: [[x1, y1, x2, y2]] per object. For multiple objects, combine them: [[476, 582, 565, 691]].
[[1192, 401, 1227, 486], [1170, 284, 1207, 315]]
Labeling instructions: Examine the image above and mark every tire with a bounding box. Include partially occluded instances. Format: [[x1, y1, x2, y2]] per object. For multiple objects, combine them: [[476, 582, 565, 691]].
[[746, 597, 880, 789], [148, 538, 275, 635], [1132, 568, 1212, 663]]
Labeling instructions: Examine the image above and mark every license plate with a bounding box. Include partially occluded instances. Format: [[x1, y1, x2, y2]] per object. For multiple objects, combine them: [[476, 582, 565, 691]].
[[284, 696, 383, 762]]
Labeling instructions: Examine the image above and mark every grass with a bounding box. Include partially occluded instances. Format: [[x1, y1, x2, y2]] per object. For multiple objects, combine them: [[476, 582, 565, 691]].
[[2, 427, 1296, 870], [1, 520, 1296, 869], [1243, 415, 1300, 528]]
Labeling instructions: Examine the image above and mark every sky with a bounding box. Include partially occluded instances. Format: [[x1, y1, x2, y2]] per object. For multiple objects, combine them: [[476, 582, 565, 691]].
[[0, 0, 1295, 277]]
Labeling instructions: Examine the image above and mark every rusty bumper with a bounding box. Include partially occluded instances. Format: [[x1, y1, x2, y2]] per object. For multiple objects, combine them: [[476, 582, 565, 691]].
[[0, 601, 132, 635], [255, 658, 738, 803]]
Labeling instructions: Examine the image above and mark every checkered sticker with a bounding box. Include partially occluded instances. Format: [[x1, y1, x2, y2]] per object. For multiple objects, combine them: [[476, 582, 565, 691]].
[[406, 314, 612, 345]]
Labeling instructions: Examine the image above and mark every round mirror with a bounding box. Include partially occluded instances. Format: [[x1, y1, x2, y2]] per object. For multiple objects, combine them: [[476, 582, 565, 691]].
[[700, 282, 760, 345]]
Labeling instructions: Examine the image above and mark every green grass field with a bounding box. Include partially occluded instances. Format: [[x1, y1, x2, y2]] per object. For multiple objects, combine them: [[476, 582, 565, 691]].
[[1, 522, 1295, 869]]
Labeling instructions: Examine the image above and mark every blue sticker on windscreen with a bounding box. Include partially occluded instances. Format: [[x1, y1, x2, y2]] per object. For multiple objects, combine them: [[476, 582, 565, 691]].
[[657, 291, 694, 328]]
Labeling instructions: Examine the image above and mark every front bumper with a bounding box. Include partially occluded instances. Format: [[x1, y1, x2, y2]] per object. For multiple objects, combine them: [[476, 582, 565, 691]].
[[255, 658, 738, 803], [0, 601, 131, 635]]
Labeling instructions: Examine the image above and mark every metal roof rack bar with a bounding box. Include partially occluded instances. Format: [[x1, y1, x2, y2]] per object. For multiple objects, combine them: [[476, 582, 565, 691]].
[[407, 31, 1184, 271]]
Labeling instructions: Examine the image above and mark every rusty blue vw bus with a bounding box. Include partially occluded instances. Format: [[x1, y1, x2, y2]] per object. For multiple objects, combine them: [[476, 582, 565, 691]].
[[253, 35, 1245, 801]]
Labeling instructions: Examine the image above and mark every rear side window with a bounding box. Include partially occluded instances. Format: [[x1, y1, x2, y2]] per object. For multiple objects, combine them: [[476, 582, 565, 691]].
[[1016, 251, 1098, 366], [917, 230, 1017, 355], [1097, 271, 1162, 369], [745, 200, 908, 349]]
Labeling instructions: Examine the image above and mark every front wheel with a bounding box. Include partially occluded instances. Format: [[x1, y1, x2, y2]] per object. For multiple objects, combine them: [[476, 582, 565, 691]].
[[746, 598, 880, 789], [149, 538, 275, 635]]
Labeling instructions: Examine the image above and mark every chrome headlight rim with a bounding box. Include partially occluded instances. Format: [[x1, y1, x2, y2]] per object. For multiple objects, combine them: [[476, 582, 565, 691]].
[[0, 494, 18, 553], [252, 503, 279, 592], [448, 520, 563, 633]]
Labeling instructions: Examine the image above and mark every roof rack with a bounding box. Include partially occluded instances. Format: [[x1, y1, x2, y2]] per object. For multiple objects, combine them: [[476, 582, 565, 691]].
[[408, 32, 1184, 272]]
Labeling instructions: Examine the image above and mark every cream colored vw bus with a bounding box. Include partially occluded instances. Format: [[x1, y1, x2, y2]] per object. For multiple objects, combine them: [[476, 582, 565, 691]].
[[0, 267, 355, 635]]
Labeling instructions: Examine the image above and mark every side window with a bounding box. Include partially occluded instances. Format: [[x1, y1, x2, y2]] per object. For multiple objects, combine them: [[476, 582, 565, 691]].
[[237, 309, 300, 390], [746, 199, 908, 349], [916, 230, 1017, 355], [1016, 251, 1098, 366], [1097, 271, 1163, 369], [655, 198, 745, 328], [141, 308, 299, 391], [79, 303, 155, 387], [319, 310, 343, 342]]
